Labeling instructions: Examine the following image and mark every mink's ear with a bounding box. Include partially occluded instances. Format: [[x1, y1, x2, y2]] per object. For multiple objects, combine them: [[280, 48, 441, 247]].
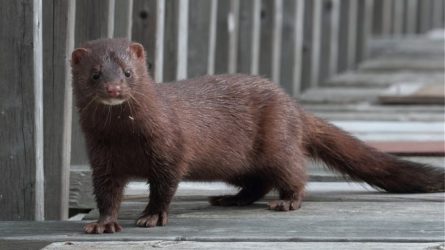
[[71, 48, 89, 65], [129, 42, 145, 60]]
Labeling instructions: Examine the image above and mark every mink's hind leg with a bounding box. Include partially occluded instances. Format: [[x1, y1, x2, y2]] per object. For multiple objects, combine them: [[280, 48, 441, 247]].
[[209, 179, 272, 206], [267, 189, 305, 211]]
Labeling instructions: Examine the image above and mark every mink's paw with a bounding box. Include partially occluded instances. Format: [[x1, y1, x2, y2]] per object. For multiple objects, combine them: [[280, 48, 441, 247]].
[[267, 199, 302, 211], [84, 221, 122, 234], [136, 211, 168, 227]]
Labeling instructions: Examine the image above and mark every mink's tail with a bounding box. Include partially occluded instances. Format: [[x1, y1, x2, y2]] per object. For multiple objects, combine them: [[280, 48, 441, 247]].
[[302, 114, 444, 193]]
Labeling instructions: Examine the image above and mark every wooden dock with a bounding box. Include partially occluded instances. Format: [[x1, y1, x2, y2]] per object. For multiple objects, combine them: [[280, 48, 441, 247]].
[[1, 182, 444, 249]]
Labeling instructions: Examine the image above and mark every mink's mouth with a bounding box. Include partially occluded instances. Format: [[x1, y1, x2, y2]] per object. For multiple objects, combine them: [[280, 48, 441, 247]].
[[99, 98, 127, 106]]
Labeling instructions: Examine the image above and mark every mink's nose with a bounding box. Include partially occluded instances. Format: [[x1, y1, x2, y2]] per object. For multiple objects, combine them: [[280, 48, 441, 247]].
[[106, 85, 122, 97]]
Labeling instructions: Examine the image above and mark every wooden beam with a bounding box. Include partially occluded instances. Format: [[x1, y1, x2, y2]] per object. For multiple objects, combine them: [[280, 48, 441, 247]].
[[393, 0, 404, 35], [271, 0, 283, 83], [0, 0, 44, 220], [406, 0, 418, 34], [42, 0, 75, 220], [329, 0, 341, 76], [310, 0, 323, 87], [207, 0, 218, 75], [228, 0, 240, 74], [155, 0, 165, 82], [291, 0, 305, 96], [114, 0, 134, 39], [176, 0, 189, 80], [250, 0, 261, 75]]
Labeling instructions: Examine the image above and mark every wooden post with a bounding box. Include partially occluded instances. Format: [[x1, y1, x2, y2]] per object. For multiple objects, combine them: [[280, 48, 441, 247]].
[[310, 0, 323, 87], [176, 0, 189, 80], [406, 0, 418, 34], [250, 0, 261, 75], [271, 0, 283, 83], [114, 0, 134, 39], [71, 0, 117, 167], [291, 0, 305, 96], [347, 0, 358, 69], [329, 0, 341, 76], [0, 0, 44, 220], [207, 0, 218, 75], [42, 0, 75, 220], [188, 0, 212, 78]]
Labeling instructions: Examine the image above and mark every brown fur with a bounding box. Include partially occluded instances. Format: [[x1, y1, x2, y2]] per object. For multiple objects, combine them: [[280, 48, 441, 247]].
[[71, 38, 444, 234]]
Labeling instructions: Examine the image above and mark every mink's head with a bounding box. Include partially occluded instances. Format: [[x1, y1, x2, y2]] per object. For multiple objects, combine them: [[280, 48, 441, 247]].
[[71, 38, 150, 108]]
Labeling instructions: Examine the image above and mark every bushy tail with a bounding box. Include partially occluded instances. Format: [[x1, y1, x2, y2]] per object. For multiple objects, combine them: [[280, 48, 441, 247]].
[[303, 114, 444, 193]]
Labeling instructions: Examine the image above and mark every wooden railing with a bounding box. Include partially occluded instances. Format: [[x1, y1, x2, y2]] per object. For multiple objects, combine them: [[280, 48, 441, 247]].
[[1, 0, 444, 221]]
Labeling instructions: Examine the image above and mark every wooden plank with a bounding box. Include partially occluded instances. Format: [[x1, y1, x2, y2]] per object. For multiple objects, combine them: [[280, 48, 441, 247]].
[[155, 0, 165, 82], [42, 0, 75, 220], [271, 0, 283, 83], [0, 0, 44, 220], [131, 0, 157, 78], [356, 0, 374, 63], [278, 0, 299, 95], [214, 0, 230, 74], [2, 197, 442, 244], [299, 0, 313, 91], [176, 0, 189, 80], [419, 0, 433, 33], [432, 0, 445, 28], [329, 0, 341, 76], [406, 0, 418, 34], [382, 0, 393, 35], [393, 0, 404, 35], [162, 0, 179, 81], [250, 0, 261, 75], [114, 0, 133, 39], [187, 0, 212, 78], [71, 0, 117, 166], [367, 141, 445, 156], [347, 0, 358, 69], [207, 0, 218, 75], [379, 83, 445, 105], [43, 242, 445, 250], [258, 0, 274, 78], [337, 0, 350, 72], [309, 0, 323, 87], [236, 0, 254, 74], [227, 0, 240, 74]]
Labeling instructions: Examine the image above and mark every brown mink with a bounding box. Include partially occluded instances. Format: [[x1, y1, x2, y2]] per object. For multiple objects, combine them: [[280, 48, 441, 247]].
[[71, 38, 444, 234]]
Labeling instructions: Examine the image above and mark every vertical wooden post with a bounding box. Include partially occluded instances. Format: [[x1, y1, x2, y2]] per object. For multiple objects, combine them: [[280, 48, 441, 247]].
[[155, 0, 165, 82], [71, 0, 117, 167], [406, 0, 418, 34], [114, 0, 134, 39], [176, 0, 189, 80], [329, 0, 341, 76], [0, 0, 44, 220], [207, 0, 218, 75], [271, 0, 283, 83], [393, 0, 404, 35], [42, 0, 75, 220], [250, 0, 261, 75], [291, 0, 305, 96], [347, 0, 358, 69], [382, 0, 393, 35], [228, 0, 240, 74], [310, 0, 323, 87]]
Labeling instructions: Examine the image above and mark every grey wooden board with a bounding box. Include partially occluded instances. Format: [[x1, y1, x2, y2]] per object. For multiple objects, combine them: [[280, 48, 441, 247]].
[[359, 58, 445, 72], [187, 0, 211, 78], [325, 72, 445, 88], [42, 0, 74, 220], [43, 241, 445, 250], [303, 103, 445, 122], [368, 37, 445, 59], [299, 87, 385, 104], [1, 196, 443, 248], [0, 0, 44, 220]]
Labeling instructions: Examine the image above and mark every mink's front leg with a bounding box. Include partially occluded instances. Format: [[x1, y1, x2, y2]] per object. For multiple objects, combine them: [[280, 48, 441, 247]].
[[136, 176, 179, 227], [84, 171, 127, 234]]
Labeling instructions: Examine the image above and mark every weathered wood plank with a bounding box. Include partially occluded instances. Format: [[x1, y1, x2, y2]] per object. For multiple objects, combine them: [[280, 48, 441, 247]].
[[71, 0, 117, 166], [187, 0, 212, 78], [176, 0, 189, 80], [131, 0, 157, 78], [42, 0, 75, 220], [114, 0, 133, 39], [43, 241, 445, 250], [227, 0, 240, 74], [0, 0, 44, 220]]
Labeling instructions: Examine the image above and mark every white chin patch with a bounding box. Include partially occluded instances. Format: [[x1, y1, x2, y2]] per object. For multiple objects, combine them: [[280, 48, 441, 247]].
[[100, 98, 126, 106]]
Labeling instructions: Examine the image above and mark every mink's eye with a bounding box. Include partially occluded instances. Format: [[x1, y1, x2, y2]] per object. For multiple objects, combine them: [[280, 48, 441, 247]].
[[91, 72, 101, 80], [124, 69, 131, 78]]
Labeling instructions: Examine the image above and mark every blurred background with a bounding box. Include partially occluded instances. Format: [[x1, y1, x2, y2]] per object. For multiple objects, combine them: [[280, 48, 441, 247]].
[[1, 0, 444, 222]]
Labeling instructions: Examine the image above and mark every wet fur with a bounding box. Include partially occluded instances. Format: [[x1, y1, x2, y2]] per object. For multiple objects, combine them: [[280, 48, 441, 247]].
[[71, 39, 444, 234]]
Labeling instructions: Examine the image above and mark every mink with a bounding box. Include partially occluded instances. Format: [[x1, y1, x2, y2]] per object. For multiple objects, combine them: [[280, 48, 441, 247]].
[[70, 38, 444, 234]]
